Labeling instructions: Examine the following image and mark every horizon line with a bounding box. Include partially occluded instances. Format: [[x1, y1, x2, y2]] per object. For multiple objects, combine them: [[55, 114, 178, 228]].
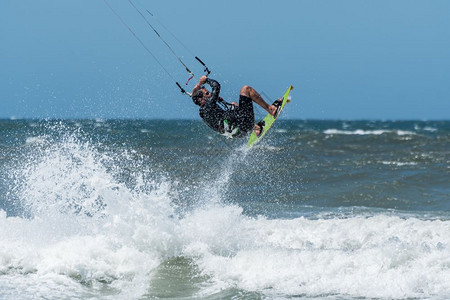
[[1, 117, 449, 122]]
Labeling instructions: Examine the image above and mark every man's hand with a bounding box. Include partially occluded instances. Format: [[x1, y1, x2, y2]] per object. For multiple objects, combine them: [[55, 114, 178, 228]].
[[199, 75, 207, 85], [192, 75, 208, 95]]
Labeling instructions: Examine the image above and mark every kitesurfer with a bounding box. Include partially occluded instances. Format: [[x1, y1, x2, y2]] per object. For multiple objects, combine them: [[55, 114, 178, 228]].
[[191, 75, 278, 138]]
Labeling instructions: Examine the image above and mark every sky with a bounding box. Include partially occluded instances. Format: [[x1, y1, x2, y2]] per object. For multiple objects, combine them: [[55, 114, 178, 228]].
[[1, 0, 449, 120]]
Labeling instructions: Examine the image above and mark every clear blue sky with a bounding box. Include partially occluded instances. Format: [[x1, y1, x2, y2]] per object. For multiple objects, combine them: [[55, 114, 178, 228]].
[[1, 0, 449, 120]]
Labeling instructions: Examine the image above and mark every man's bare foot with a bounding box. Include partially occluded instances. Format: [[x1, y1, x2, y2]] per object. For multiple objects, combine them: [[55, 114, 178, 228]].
[[268, 105, 277, 116], [253, 121, 265, 136], [268, 98, 282, 116], [254, 123, 262, 136]]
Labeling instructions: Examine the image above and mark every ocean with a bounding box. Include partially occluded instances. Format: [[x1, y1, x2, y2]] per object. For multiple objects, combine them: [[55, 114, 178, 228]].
[[0, 119, 449, 299]]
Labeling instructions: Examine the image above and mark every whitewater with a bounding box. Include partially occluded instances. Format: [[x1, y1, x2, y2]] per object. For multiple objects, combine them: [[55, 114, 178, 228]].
[[1, 119, 449, 299]]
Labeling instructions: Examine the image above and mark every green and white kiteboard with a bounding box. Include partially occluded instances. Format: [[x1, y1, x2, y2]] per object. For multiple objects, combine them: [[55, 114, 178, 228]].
[[247, 85, 293, 148]]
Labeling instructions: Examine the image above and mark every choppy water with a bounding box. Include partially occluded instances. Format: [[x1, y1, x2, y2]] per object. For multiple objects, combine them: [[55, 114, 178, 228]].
[[0, 119, 449, 299]]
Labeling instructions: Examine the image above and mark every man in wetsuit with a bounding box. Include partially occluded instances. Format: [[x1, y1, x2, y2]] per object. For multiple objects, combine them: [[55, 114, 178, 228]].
[[191, 75, 277, 138]]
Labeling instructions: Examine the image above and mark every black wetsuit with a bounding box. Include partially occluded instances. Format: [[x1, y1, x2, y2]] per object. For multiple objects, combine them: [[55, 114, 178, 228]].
[[199, 78, 254, 138]]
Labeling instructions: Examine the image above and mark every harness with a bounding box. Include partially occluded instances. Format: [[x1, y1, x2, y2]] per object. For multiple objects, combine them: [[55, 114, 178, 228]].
[[221, 119, 240, 139], [216, 99, 241, 139]]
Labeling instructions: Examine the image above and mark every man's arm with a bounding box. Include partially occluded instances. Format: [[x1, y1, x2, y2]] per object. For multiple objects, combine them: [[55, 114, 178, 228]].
[[192, 76, 221, 100], [205, 78, 220, 101], [191, 75, 207, 96]]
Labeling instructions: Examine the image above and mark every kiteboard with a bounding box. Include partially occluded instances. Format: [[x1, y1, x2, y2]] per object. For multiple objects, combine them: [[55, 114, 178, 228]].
[[247, 85, 293, 148]]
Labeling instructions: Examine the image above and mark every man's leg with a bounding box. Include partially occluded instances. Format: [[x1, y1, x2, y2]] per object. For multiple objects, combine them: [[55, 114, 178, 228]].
[[240, 85, 277, 116]]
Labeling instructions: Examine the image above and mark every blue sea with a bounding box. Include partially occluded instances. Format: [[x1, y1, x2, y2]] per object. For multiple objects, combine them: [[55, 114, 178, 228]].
[[0, 119, 449, 299]]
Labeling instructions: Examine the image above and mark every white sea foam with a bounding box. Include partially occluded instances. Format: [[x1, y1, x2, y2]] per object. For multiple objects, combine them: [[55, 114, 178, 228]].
[[1, 132, 181, 299], [424, 126, 438, 132], [381, 161, 418, 166], [324, 129, 416, 136], [1, 130, 450, 299], [275, 129, 288, 133], [181, 205, 450, 299], [25, 136, 46, 144]]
